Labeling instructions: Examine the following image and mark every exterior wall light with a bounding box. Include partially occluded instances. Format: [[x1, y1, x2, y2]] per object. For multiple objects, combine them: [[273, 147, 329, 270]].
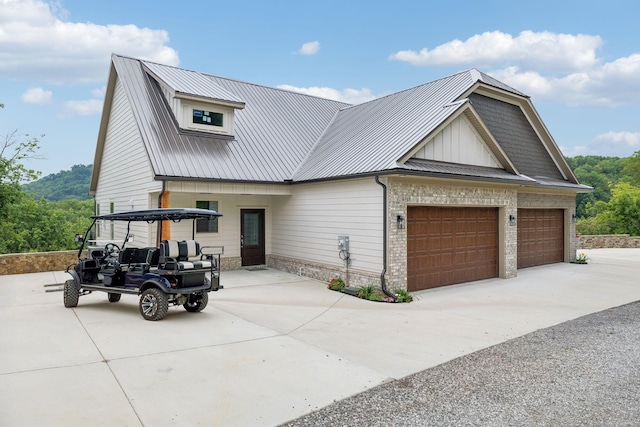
[[397, 215, 405, 230], [509, 214, 516, 226], [572, 213, 577, 222]]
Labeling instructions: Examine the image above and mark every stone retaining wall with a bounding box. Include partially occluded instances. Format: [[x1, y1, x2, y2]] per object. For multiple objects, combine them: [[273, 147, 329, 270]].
[[578, 234, 640, 249], [0, 251, 242, 276], [0, 251, 78, 275]]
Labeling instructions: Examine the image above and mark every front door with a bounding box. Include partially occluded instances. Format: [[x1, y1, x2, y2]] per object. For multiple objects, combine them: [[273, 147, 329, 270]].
[[241, 209, 265, 266]]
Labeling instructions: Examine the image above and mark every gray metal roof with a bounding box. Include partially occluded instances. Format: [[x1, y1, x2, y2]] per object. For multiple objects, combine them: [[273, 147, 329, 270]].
[[293, 70, 480, 181], [143, 61, 245, 107], [401, 158, 537, 184], [113, 55, 349, 182], [100, 56, 583, 191]]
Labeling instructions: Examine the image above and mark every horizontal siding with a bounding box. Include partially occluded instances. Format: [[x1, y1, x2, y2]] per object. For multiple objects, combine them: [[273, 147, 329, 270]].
[[272, 178, 383, 272], [95, 75, 161, 246], [168, 193, 273, 258]]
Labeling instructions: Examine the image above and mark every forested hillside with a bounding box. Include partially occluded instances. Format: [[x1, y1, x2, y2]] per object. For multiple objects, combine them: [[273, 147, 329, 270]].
[[22, 164, 92, 201], [567, 153, 640, 235]]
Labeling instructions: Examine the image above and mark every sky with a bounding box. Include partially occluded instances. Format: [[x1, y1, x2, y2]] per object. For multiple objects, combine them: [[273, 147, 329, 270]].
[[1, 0, 640, 177]]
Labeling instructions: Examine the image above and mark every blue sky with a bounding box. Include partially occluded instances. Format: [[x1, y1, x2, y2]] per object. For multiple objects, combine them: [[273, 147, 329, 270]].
[[1, 0, 640, 177]]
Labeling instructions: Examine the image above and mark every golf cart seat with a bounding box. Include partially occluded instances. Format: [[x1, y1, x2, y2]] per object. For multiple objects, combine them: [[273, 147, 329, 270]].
[[159, 240, 212, 270]]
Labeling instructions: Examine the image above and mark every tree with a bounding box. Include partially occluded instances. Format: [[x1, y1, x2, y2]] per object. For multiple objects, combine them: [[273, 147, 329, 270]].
[[606, 182, 640, 236], [622, 151, 640, 186], [1, 105, 42, 218]]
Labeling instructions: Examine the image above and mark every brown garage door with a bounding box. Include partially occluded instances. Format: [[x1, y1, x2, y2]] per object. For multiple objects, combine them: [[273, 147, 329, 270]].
[[407, 207, 498, 291], [517, 209, 564, 269]]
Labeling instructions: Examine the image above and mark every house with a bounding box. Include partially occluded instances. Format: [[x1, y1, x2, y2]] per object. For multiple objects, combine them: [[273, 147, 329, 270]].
[[90, 54, 591, 292]]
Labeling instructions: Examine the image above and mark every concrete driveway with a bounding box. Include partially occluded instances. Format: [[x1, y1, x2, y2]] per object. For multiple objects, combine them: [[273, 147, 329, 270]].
[[1, 248, 639, 426]]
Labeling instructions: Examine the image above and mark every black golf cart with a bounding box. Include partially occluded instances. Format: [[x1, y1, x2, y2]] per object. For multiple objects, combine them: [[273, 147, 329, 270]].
[[64, 208, 224, 321]]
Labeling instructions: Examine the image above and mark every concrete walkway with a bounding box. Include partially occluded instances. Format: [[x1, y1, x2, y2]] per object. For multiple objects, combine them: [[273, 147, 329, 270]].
[[0, 248, 638, 426]]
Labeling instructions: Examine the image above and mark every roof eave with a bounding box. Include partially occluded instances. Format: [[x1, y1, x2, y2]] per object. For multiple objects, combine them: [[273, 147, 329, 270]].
[[89, 59, 118, 194]]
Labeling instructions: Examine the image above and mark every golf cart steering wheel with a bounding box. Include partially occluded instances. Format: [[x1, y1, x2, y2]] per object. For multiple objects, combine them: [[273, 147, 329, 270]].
[[105, 243, 120, 257]]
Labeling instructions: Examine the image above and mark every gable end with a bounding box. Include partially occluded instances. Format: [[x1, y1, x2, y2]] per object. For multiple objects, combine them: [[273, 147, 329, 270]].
[[468, 93, 565, 180]]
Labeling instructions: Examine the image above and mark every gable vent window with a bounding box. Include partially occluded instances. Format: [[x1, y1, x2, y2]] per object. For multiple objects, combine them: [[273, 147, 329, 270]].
[[193, 109, 223, 127]]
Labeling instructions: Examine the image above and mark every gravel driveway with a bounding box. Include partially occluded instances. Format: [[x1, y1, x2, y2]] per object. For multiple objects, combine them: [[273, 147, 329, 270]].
[[284, 301, 640, 426]]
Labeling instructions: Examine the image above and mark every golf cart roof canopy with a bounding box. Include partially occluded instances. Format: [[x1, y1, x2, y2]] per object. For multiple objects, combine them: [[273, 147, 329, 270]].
[[92, 208, 222, 222]]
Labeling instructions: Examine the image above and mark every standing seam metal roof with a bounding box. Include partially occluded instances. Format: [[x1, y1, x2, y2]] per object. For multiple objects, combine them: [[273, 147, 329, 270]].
[[107, 55, 581, 190], [112, 55, 349, 182]]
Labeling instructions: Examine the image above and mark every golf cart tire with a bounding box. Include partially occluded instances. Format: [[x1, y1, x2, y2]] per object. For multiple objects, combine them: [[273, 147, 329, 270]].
[[139, 288, 169, 321], [108, 293, 121, 303], [64, 279, 79, 308], [184, 292, 208, 313]]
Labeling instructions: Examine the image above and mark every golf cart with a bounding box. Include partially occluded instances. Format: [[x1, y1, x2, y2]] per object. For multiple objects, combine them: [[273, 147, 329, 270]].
[[64, 208, 224, 321]]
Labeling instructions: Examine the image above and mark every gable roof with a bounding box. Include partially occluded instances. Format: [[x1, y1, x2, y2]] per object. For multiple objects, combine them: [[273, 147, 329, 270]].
[[91, 55, 589, 193]]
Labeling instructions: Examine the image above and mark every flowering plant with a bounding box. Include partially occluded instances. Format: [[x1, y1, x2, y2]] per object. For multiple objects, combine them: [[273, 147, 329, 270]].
[[327, 278, 346, 290], [575, 252, 589, 264]]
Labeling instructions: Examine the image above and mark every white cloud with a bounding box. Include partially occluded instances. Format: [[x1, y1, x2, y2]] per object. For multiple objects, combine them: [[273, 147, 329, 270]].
[[594, 131, 640, 149], [389, 30, 640, 107], [277, 84, 377, 105], [561, 131, 640, 157], [21, 87, 53, 104], [63, 99, 103, 116], [0, 0, 179, 84], [297, 41, 320, 55], [389, 31, 602, 73]]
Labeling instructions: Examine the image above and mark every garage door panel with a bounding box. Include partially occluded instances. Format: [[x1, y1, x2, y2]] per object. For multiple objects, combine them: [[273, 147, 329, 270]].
[[517, 209, 564, 269], [407, 207, 498, 291]]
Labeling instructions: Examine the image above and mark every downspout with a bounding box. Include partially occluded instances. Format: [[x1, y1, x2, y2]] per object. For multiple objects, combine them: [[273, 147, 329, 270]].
[[374, 175, 396, 301]]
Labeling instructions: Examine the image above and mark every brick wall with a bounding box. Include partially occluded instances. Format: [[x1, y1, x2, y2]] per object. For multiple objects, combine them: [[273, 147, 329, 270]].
[[578, 235, 640, 249], [387, 177, 518, 290]]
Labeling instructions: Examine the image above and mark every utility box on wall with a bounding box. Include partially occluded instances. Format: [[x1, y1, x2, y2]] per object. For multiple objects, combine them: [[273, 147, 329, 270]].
[[338, 235, 349, 252]]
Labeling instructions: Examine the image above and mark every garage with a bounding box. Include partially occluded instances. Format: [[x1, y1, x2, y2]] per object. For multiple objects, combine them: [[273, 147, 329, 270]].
[[407, 207, 498, 291], [517, 209, 564, 268]]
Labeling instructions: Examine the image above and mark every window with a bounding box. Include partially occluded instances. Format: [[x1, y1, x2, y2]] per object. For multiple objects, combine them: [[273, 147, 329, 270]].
[[193, 109, 223, 127], [196, 200, 219, 233]]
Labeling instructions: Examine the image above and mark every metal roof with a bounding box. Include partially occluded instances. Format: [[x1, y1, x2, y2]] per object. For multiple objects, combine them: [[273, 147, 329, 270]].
[[112, 55, 349, 182], [401, 158, 537, 184], [143, 61, 245, 107], [292, 71, 478, 181], [100, 56, 583, 191]]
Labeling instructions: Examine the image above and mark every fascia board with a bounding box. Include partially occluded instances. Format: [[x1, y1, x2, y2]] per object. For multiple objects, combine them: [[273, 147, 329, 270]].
[[89, 61, 118, 194]]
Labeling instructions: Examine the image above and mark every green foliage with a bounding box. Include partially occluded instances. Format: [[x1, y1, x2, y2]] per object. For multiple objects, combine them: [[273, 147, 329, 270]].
[[327, 277, 346, 290], [0, 196, 93, 253], [393, 289, 413, 303], [622, 151, 640, 186], [0, 130, 42, 218], [1, 105, 94, 254], [566, 155, 626, 218], [23, 164, 92, 201], [576, 182, 640, 236]]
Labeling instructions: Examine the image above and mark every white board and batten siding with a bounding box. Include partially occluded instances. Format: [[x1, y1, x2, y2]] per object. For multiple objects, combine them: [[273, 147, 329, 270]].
[[271, 178, 384, 273], [413, 115, 501, 168], [94, 75, 161, 246]]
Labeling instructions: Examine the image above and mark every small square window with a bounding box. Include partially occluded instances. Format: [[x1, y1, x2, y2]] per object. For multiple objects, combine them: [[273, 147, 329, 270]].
[[193, 109, 223, 127], [196, 200, 219, 233]]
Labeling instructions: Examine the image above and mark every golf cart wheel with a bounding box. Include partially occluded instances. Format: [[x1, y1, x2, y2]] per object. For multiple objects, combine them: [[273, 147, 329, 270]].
[[108, 293, 121, 303], [63, 279, 80, 308], [139, 288, 168, 321], [184, 292, 208, 313]]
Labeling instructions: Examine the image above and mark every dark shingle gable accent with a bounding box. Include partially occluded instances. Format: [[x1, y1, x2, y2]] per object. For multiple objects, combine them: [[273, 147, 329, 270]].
[[468, 93, 564, 180]]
